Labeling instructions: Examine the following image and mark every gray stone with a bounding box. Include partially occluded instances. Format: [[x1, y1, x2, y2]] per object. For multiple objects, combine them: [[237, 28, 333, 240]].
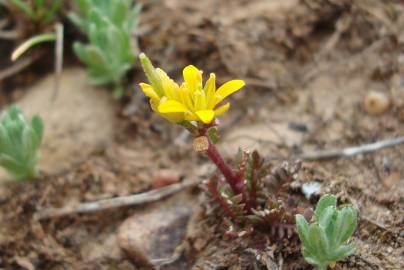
[[118, 192, 194, 269]]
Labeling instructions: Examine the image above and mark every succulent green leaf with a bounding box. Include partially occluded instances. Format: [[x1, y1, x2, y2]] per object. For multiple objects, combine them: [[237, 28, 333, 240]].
[[73, 42, 105, 67], [0, 107, 43, 180], [296, 214, 312, 249], [296, 194, 357, 269], [308, 224, 329, 259], [302, 248, 321, 266], [335, 206, 357, 244], [315, 194, 337, 221], [0, 154, 24, 176], [69, 0, 138, 97], [318, 206, 336, 229], [31, 116, 44, 145], [111, 0, 129, 27], [330, 244, 355, 262], [68, 12, 86, 31]]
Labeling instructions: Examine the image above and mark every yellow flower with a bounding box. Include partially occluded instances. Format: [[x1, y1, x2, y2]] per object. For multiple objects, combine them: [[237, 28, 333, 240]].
[[139, 53, 245, 125]]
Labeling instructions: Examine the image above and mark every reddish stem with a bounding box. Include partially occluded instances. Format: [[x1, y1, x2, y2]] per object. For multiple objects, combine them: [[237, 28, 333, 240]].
[[250, 165, 257, 209], [205, 137, 249, 208]]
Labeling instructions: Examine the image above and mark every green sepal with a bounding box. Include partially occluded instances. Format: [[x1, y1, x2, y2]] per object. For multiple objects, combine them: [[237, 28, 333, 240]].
[[139, 53, 164, 97], [207, 127, 219, 144]]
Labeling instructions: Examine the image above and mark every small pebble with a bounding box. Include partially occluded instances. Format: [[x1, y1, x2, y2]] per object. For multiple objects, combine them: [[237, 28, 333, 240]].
[[301, 181, 322, 199], [364, 91, 390, 116]]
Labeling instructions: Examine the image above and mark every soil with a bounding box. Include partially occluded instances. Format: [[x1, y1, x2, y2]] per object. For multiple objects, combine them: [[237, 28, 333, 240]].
[[0, 0, 403, 269]]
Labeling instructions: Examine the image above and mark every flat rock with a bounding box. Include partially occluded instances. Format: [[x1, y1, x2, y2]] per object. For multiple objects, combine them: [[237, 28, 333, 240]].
[[117, 191, 194, 269], [220, 122, 304, 156], [7, 68, 116, 176]]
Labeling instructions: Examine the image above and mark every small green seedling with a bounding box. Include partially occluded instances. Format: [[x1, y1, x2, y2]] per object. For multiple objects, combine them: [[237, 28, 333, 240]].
[[69, 0, 141, 97], [9, 0, 62, 25], [295, 194, 357, 270], [0, 106, 43, 180]]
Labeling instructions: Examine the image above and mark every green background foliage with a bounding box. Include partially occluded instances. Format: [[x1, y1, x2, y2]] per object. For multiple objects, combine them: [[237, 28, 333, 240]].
[[0, 106, 43, 180], [9, 0, 62, 24], [69, 0, 141, 97]]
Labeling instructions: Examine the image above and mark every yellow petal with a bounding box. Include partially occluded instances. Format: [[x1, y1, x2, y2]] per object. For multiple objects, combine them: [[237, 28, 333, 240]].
[[158, 100, 189, 113], [215, 80, 245, 105], [194, 90, 207, 111], [184, 112, 198, 121], [195, 110, 215, 124], [204, 73, 216, 109], [139, 83, 160, 100], [214, 102, 230, 116], [160, 112, 185, 123], [156, 68, 179, 100], [150, 99, 159, 111], [179, 84, 194, 110], [183, 65, 202, 93]]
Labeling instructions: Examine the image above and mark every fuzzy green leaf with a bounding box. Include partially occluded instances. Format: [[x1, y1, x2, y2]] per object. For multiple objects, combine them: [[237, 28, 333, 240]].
[[315, 194, 337, 222], [70, 0, 138, 96], [0, 107, 43, 180], [296, 194, 357, 269], [296, 214, 312, 250], [308, 223, 329, 259], [335, 206, 357, 244], [318, 206, 336, 229], [31, 115, 44, 147]]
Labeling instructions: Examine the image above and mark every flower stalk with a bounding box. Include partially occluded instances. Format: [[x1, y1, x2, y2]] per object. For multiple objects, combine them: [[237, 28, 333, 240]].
[[206, 137, 246, 195]]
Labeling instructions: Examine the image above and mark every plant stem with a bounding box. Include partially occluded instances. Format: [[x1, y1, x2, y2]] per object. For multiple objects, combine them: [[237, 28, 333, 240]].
[[205, 137, 248, 204]]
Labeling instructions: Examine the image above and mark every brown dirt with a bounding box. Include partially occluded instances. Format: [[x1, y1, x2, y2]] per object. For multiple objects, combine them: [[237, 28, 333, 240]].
[[0, 0, 403, 269]]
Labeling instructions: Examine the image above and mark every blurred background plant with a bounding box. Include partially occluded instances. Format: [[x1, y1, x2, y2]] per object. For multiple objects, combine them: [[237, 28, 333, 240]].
[[9, 0, 62, 27], [0, 0, 63, 84], [69, 0, 141, 98], [1, 0, 62, 39], [0, 106, 43, 181], [295, 194, 358, 270]]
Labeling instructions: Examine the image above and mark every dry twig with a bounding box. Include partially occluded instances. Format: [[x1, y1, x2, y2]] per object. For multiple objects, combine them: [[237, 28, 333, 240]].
[[52, 23, 64, 102], [300, 136, 404, 160], [35, 179, 199, 220], [0, 30, 18, 39], [0, 55, 37, 81]]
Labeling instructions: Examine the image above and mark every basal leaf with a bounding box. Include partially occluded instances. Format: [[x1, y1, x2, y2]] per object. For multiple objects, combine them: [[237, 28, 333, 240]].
[[315, 194, 337, 222]]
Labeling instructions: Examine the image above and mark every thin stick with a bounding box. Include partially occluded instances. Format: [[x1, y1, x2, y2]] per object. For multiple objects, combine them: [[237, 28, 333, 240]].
[[35, 179, 199, 220], [0, 30, 18, 39], [52, 23, 63, 102], [0, 55, 37, 81], [300, 136, 404, 161]]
